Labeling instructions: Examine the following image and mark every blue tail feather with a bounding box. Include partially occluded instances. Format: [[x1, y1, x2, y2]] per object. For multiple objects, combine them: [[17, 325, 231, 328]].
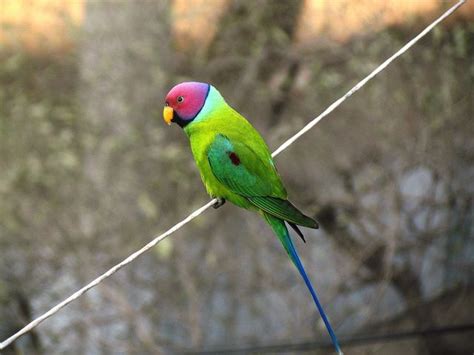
[[264, 213, 343, 355]]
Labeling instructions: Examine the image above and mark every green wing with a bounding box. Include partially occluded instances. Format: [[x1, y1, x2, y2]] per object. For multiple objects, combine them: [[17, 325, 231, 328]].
[[247, 196, 317, 228], [207, 134, 317, 228]]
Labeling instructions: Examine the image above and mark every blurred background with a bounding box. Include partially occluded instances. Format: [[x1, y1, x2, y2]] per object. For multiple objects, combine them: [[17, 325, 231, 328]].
[[1, 0, 473, 354]]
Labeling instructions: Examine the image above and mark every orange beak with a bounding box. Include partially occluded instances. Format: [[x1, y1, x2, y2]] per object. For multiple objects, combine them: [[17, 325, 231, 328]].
[[163, 106, 174, 125]]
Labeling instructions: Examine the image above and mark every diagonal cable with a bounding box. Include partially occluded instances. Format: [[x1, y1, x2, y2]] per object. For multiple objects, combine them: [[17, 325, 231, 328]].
[[0, 0, 466, 350]]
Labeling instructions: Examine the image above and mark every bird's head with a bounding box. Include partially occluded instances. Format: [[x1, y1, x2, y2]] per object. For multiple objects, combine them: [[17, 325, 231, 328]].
[[163, 82, 210, 128]]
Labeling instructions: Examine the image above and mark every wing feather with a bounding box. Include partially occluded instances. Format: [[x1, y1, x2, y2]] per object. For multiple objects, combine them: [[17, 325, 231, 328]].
[[207, 134, 318, 229]]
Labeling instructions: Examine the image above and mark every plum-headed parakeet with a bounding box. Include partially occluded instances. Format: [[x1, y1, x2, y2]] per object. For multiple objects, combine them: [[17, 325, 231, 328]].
[[163, 82, 342, 354]]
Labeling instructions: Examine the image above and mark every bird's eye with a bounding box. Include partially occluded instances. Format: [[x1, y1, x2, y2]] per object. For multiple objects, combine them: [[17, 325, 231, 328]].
[[165, 101, 169, 106], [177, 96, 184, 103]]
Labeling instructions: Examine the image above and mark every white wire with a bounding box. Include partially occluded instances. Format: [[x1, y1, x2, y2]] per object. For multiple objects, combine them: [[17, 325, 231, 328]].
[[0, 0, 466, 350], [273, 0, 466, 157], [0, 199, 217, 350]]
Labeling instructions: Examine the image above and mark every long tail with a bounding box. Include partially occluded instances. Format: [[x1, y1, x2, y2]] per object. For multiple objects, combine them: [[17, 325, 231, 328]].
[[263, 212, 343, 355]]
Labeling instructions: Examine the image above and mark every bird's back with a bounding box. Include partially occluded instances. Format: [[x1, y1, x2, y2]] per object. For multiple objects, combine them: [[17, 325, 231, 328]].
[[184, 94, 287, 206]]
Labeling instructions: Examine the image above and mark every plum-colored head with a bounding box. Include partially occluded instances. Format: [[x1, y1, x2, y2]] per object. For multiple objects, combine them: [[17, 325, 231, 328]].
[[163, 82, 210, 128]]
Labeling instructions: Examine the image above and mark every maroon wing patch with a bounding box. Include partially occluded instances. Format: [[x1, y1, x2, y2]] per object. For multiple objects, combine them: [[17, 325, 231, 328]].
[[227, 152, 241, 166]]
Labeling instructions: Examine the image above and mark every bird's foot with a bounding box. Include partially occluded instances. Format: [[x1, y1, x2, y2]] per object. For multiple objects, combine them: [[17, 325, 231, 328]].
[[213, 198, 226, 209]]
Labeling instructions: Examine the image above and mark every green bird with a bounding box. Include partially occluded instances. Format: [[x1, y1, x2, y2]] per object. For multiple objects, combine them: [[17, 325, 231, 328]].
[[163, 82, 342, 354]]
